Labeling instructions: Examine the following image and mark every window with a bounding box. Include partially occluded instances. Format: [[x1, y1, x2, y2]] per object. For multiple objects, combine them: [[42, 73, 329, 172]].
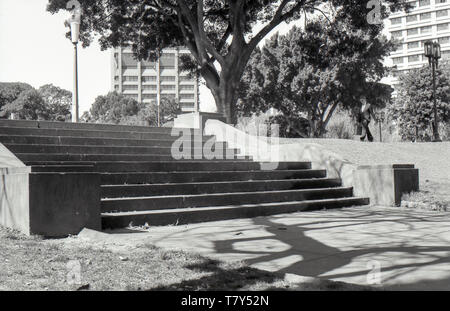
[[407, 28, 419, 36], [406, 15, 418, 23], [438, 37, 450, 44], [391, 17, 402, 25], [142, 85, 157, 91], [180, 85, 195, 91], [442, 50, 450, 59], [408, 41, 420, 49], [408, 55, 420, 62], [161, 85, 176, 91], [160, 76, 176, 82], [142, 94, 157, 100], [438, 23, 449, 32], [142, 65, 156, 70], [124, 94, 138, 100], [393, 57, 404, 64], [142, 76, 157, 82], [420, 12, 431, 20], [122, 65, 138, 70], [114, 76, 119, 82], [179, 75, 193, 81], [123, 76, 138, 82], [419, 0, 430, 7], [114, 85, 119, 91], [160, 65, 175, 69], [420, 26, 432, 34], [437, 10, 448, 18], [437, 0, 447, 4], [123, 85, 138, 91], [180, 94, 195, 100]]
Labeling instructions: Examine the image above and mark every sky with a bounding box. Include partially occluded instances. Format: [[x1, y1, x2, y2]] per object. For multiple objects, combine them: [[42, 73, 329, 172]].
[[0, 0, 299, 114]]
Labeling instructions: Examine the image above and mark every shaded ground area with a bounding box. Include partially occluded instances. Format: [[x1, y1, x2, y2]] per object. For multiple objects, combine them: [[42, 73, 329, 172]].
[[0, 226, 370, 291], [104, 206, 450, 290]]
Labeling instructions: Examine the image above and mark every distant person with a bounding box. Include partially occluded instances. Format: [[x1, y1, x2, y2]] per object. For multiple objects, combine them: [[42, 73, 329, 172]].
[[359, 96, 377, 142]]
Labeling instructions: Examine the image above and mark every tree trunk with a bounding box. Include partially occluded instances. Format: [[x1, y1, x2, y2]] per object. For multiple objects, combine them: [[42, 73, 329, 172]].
[[209, 70, 241, 125]]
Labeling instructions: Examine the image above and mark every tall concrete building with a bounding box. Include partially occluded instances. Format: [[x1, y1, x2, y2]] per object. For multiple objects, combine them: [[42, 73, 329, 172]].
[[111, 46, 199, 112], [386, 0, 450, 85]]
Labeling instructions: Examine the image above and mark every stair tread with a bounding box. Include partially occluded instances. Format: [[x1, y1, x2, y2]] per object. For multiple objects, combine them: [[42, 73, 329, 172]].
[[101, 197, 369, 216], [101, 187, 352, 201], [101, 177, 338, 187]]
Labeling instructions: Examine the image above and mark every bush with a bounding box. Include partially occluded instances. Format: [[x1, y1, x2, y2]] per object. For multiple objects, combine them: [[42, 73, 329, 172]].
[[324, 110, 356, 139]]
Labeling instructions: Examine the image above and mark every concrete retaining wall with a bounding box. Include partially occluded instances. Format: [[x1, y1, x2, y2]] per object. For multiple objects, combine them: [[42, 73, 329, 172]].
[[204, 119, 419, 207]]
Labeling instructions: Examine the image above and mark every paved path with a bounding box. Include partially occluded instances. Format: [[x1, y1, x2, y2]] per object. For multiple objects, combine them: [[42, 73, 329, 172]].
[[101, 206, 450, 290]]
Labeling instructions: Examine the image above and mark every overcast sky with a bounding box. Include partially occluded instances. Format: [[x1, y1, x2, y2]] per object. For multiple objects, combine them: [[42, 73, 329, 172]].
[[0, 0, 300, 114]]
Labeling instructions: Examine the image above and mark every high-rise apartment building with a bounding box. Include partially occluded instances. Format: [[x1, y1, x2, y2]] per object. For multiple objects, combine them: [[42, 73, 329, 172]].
[[111, 46, 199, 112], [386, 0, 450, 84]]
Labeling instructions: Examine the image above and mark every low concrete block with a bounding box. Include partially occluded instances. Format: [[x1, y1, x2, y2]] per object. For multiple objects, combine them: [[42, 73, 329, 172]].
[[0, 170, 101, 237], [352, 165, 419, 206], [174, 112, 226, 129]]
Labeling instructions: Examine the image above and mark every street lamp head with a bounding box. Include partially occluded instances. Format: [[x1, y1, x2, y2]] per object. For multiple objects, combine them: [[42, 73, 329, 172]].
[[424, 40, 433, 58], [69, 20, 80, 44], [433, 42, 441, 59]]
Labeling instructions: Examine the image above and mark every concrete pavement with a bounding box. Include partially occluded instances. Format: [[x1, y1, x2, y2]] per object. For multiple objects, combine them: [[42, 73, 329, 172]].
[[99, 206, 450, 290]]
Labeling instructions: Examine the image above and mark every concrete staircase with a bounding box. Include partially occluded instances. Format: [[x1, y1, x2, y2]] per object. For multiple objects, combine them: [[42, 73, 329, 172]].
[[0, 120, 369, 230]]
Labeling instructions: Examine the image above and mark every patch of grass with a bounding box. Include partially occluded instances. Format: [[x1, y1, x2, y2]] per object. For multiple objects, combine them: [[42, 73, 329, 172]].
[[401, 180, 449, 212], [0, 226, 373, 291]]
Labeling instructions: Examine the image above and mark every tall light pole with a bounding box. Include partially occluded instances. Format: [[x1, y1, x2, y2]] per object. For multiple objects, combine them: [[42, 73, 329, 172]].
[[67, 1, 81, 123], [424, 40, 442, 142]]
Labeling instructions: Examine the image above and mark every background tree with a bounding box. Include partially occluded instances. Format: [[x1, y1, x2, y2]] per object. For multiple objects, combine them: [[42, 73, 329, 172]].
[[238, 17, 394, 138], [88, 92, 141, 124], [0, 82, 34, 114], [388, 63, 450, 142], [47, 0, 408, 124], [38, 84, 72, 121], [84, 92, 180, 126], [0, 89, 49, 120]]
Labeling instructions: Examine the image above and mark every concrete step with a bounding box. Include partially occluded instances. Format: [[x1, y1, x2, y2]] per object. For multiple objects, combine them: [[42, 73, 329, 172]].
[[0, 127, 211, 140], [17, 153, 245, 162], [92, 161, 310, 173], [100, 169, 327, 185], [101, 197, 370, 228], [0, 119, 192, 134], [4, 144, 238, 156], [0, 135, 221, 147], [102, 187, 354, 213], [101, 178, 342, 198], [30, 165, 95, 172]]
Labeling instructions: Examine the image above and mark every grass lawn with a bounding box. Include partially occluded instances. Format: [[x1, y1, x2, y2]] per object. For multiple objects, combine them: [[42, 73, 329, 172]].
[[0, 226, 372, 291], [279, 139, 450, 211]]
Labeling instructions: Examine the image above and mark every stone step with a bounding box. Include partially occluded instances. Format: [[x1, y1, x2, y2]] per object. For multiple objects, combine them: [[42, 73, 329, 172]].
[[0, 127, 210, 140], [0, 119, 186, 134], [101, 187, 355, 213], [4, 144, 238, 156], [30, 165, 95, 172], [101, 178, 342, 198], [17, 153, 245, 162], [101, 169, 327, 185], [101, 197, 370, 228], [26, 161, 305, 173], [0, 135, 221, 147]]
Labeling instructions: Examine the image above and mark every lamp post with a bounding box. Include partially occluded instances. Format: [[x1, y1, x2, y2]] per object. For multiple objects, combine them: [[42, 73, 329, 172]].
[[423, 40, 442, 142], [67, 4, 81, 123]]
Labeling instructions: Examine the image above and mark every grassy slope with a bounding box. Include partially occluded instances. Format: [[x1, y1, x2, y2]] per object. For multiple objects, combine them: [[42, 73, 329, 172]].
[[279, 139, 450, 208]]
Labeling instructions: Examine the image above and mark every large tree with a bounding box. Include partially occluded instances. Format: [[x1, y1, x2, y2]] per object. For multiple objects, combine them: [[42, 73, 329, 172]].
[[0, 82, 34, 113], [238, 17, 394, 137], [388, 63, 450, 142], [0, 89, 49, 120], [38, 84, 72, 121], [47, 0, 408, 124]]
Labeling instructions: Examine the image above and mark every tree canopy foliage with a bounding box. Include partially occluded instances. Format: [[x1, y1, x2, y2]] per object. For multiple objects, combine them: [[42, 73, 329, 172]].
[[388, 63, 450, 142], [83, 91, 180, 126], [47, 0, 408, 123], [0, 83, 72, 121], [238, 16, 394, 137]]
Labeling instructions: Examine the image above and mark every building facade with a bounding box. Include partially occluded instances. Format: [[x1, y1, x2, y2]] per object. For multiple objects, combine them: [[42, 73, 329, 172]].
[[386, 0, 450, 85], [111, 46, 199, 112]]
